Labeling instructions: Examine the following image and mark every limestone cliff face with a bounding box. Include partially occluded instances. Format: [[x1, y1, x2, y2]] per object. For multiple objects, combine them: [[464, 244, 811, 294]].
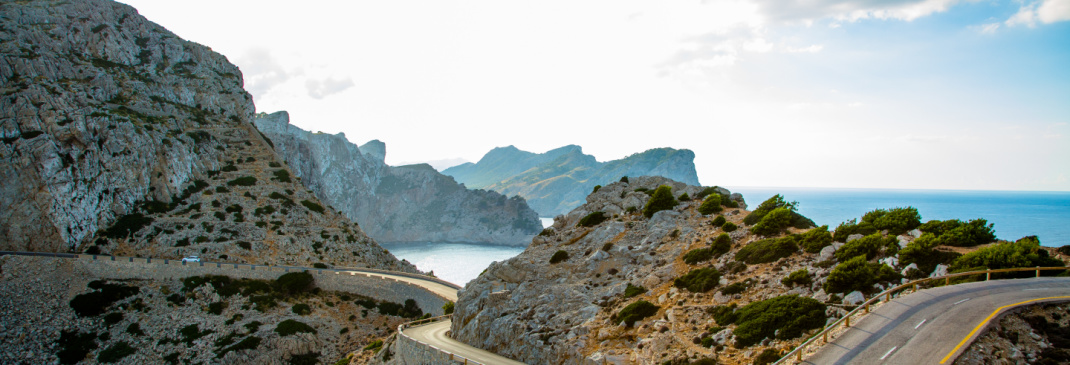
[[0, 0, 414, 271], [443, 145, 701, 217], [253, 112, 542, 245]]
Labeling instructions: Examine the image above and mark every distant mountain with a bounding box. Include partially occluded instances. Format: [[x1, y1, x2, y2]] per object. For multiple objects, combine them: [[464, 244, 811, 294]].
[[254, 112, 542, 245], [443, 145, 700, 216]]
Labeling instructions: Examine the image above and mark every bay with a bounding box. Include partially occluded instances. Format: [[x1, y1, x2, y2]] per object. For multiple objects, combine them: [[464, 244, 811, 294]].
[[379, 242, 525, 287]]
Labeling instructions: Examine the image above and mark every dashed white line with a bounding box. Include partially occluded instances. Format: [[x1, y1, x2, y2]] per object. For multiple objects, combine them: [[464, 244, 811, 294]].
[[914, 319, 927, 329], [880, 346, 899, 360], [953, 298, 971, 305]]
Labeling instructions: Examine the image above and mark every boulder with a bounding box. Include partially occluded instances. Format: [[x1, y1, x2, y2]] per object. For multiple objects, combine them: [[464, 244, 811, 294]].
[[930, 264, 949, 278], [900, 263, 919, 276], [842, 291, 865, 306], [846, 234, 864, 242], [818, 245, 837, 262]]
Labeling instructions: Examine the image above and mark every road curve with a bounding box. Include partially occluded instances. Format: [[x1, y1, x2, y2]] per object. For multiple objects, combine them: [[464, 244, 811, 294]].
[[404, 321, 527, 365], [804, 277, 1070, 365]]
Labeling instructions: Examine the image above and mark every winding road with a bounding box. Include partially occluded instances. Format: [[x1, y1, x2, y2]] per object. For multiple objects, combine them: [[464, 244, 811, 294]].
[[803, 277, 1070, 364]]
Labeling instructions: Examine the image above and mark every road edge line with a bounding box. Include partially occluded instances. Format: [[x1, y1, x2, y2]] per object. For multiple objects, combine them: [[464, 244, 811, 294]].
[[938, 295, 1070, 364]]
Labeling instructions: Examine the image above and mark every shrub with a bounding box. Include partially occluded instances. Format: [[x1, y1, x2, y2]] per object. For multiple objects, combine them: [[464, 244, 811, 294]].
[[377, 299, 423, 318], [620, 176, 629, 183], [624, 284, 647, 298], [226, 176, 257, 186], [918, 219, 997, 247], [697, 194, 722, 215], [300, 200, 325, 214], [289, 352, 320, 365], [673, 267, 722, 292], [275, 319, 317, 336], [862, 207, 922, 235], [577, 211, 608, 227], [592, 185, 601, 194], [950, 236, 1063, 273], [710, 233, 732, 256], [731, 295, 826, 347], [833, 219, 877, 242], [70, 282, 140, 317], [57, 330, 98, 364], [721, 260, 748, 275], [711, 215, 727, 227], [126, 323, 144, 336], [442, 301, 454, 315], [97, 341, 136, 363], [538, 228, 554, 237], [753, 349, 782, 365], [208, 301, 228, 315], [721, 222, 737, 232], [643, 185, 678, 218], [180, 324, 213, 345], [272, 169, 292, 183], [292, 303, 312, 315], [897, 233, 962, 274], [102, 213, 154, 239], [735, 237, 798, 264], [549, 250, 569, 264], [103, 312, 124, 325], [1058, 245, 1070, 256], [782, 269, 812, 287], [682, 248, 714, 264], [217, 336, 261, 358], [617, 300, 659, 326], [720, 280, 751, 295], [743, 194, 792, 225], [364, 339, 384, 352], [799, 225, 833, 253], [834, 233, 898, 262], [749, 207, 793, 236], [678, 192, 691, 201], [824, 255, 901, 294], [274, 272, 315, 296]]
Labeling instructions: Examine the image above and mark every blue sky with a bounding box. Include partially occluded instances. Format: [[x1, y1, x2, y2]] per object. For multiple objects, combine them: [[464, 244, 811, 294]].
[[119, 0, 1069, 191]]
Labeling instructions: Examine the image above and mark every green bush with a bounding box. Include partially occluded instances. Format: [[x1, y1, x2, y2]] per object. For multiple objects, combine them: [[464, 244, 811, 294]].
[[227, 176, 257, 187], [538, 228, 554, 237], [275, 319, 317, 336], [678, 192, 691, 201], [832, 219, 877, 242], [549, 250, 569, 264], [208, 301, 228, 315], [951, 236, 1063, 273], [862, 207, 921, 235], [721, 260, 748, 275], [577, 211, 608, 227], [624, 284, 647, 298], [708, 304, 738, 326], [898, 233, 962, 274], [753, 348, 782, 365], [781, 269, 812, 287], [711, 215, 727, 227], [710, 233, 732, 256], [376, 299, 423, 318], [97, 341, 136, 363], [743, 194, 795, 225], [1057, 245, 1070, 256], [721, 222, 738, 232], [300, 200, 325, 214], [102, 213, 154, 239], [274, 272, 315, 296], [216, 336, 261, 358], [69, 282, 140, 317], [442, 301, 454, 315], [617, 300, 659, 326], [643, 185, 678, 218], [289, 352, 320, 365], [735, 237, 798, 264], [834, 233, 898, 262], [57, 330, 98, 364], [272, 169, 292, 183], [918, 219, 997, 247], [592, 185, 602, 194], [720, 280, 751, 295], [799, 225, 833, 253], [673, 267, 722, 292], [824, 255, 900, 294], [180, 324, 213, 345], [749, 207, 793, 236], [126, 323, 144, 336], [731, 295, 826, 347], [697, 194, 722, 215], [363, 339, 384, 352], [292, 303, 311, 315], [682, 248, 714, 264], [103, 312, 124, 325]]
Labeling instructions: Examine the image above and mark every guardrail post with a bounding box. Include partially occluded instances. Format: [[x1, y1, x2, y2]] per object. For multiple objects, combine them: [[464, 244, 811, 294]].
[[824, 330, 828, 343], [865, 303, 870, 313], [1037, 266, 1040, 277], [845, 314, 850, 327], [885, 292, 890, 302], [986, 272, 990, 281], [946, 277, 949, 285], [913, 283, 917, 292]]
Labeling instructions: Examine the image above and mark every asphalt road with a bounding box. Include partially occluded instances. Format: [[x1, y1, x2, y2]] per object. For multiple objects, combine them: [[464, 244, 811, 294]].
[[405, 320, 527, 365], [805, 277, 1070, 365]]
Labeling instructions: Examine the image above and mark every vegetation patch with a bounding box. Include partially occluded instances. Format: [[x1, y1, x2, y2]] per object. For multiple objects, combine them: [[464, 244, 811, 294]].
[[799, 225, 833, 253], [377, 299, 424, 318], [643, 185, 678, 218], [824, 255, 900, 294], [549, 250, 569, 264], [782, 269, 812, 287], [97, 341, 136, 363], [56, 330, 98, 364], [720, 279, 752, 295], [862, 207, 922, 235], [682, 248, 714, 264], [275, 319, 317, 336], [710, 233, 732, 256], [216, 336, 261, 358], [226, 176, 257, 187], [300, 200, 325, 214], [950, 236, 1063, 274], [70, 281, 140, 317], [624, 284, 647, 298], [743, 194, 814, 229], [735, 237, 798, 264], [697, 194, 722, 215], [918, 218, 997, 247], [673, 267, 722, 292], [272, 169, 292, 183], [102, 213, 154, 239], [616, 300, 659, 327], [834, 233, 898, 261], [715, 295, 826, 347], [577, 211, 608, 227]]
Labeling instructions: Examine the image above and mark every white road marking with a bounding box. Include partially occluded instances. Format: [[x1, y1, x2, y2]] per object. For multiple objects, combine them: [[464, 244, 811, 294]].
[[953, 298, 971, 305], [880, 346, 899, 360], [1024, 288, 1050, 291], [915, 319, 927, 329]]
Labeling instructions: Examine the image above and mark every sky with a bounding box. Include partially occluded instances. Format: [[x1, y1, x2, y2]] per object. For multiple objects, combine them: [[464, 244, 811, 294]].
[[118, 0, 1070, 191]]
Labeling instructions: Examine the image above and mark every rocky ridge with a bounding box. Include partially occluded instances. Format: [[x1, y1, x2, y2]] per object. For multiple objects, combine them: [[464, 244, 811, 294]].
[[0, 0, 413, 271], [443, 145, 701, 217], [253, 111, 542, 245], [953, 301, 1070, 365]]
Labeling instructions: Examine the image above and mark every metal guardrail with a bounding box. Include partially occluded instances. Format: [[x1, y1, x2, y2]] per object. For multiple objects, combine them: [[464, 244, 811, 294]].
[[774, 266, 1069, 364], [397, 314, 485, 365]]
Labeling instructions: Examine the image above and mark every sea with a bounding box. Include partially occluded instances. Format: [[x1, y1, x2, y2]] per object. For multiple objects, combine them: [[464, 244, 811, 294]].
[[382, 188, 1070, 287]]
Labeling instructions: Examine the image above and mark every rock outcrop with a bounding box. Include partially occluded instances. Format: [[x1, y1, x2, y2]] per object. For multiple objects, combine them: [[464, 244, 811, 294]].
[[254, 112, 542, 245], [0, 0, 413, 271], [443, 145, 701, 217]]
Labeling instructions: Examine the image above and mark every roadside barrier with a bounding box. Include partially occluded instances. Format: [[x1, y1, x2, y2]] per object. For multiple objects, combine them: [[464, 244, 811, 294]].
[[396, 314, 486, 365], [775, 266, 1069, 364]]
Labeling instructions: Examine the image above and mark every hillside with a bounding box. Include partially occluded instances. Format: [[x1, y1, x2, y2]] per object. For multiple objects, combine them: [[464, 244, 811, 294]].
[[450, 177, 1067, 364], [254, 112, 541, 245], [0, 0, 413, 270], [443, 145, 700, 216]]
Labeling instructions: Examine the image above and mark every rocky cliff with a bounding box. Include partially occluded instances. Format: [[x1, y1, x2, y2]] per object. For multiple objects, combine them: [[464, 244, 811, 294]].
[[443, 145, 701, 217], [0, 0, 413, 271], [254, 112, 542, 245]]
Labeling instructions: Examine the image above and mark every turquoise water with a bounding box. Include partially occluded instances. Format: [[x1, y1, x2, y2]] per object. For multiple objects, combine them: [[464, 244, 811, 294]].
[[379, 242, 525, 287], [729, 187, 1070, 247]]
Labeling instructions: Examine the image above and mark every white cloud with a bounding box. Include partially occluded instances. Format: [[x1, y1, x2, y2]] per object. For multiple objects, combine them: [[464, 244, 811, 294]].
[[750, 0, 968, 24], [1006, 0, 1070, 27], [974, 22, 1001, 34], [236, 48, 298, 100], [305, 77, 355, 100], [784, 44, 825, 53]]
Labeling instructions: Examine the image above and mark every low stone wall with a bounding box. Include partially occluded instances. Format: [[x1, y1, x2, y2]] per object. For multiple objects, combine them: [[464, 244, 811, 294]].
[[74, 255, 449, 316], [393, 331, 466, 364]]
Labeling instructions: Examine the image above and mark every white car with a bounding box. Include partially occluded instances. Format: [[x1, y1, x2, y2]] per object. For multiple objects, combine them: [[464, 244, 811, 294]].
[[181, 255, 201, 263]]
